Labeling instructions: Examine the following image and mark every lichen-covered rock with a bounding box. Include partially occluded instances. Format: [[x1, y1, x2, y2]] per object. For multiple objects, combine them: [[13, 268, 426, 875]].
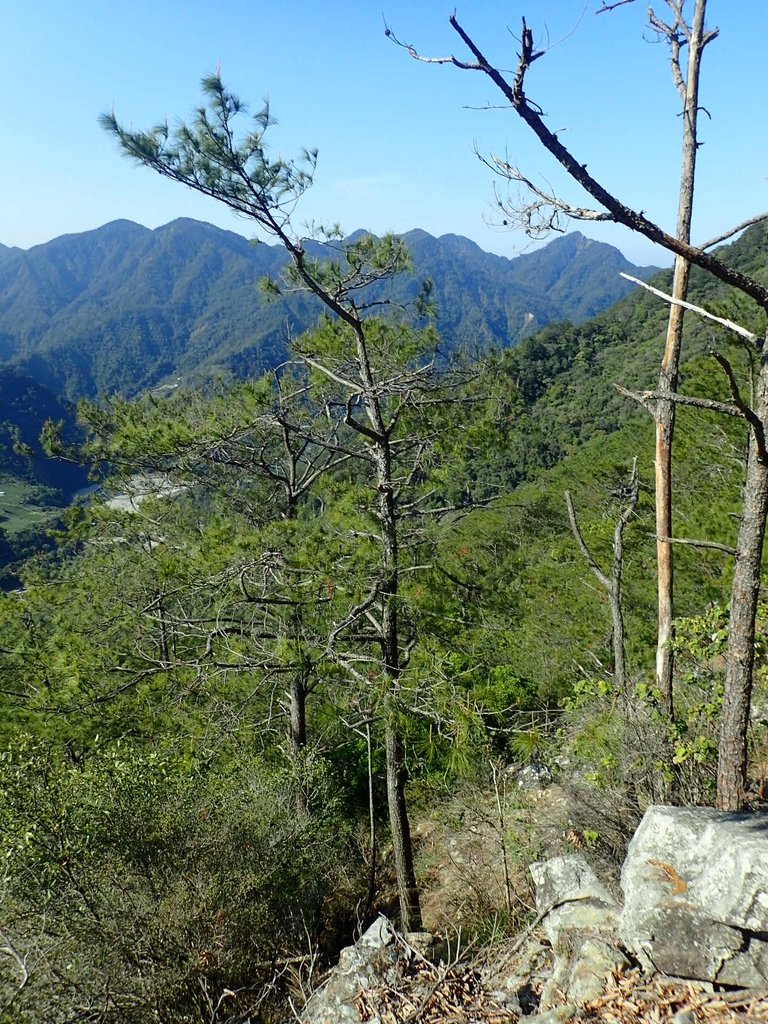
[[530, 854, 620, 947], [301, 916, 402, 1024], [619, 805, 768, 987], [516, 762, 553, 790]]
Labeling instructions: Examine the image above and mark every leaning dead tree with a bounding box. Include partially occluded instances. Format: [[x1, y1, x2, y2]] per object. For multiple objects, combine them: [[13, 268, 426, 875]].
[[566, 458, 639, 695], [392, 10, 768, 811]]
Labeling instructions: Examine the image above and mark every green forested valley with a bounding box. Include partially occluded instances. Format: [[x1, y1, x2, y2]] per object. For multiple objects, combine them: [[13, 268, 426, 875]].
[[1, 41, 767, 1024]]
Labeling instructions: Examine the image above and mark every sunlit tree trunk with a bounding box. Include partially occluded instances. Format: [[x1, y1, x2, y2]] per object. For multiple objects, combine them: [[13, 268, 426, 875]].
[[655, 0, 709, 716]]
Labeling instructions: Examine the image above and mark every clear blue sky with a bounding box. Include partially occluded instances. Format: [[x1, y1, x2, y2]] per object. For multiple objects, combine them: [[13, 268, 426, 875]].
[[2, 1, 766, 265]]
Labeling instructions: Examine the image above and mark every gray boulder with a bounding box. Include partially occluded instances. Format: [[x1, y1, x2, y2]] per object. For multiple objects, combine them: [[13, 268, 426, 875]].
[[301, 917, 401, 1024], [530, 854, 627, 1008], [530, 854, 620, 947], [619, 805, 768, 987]]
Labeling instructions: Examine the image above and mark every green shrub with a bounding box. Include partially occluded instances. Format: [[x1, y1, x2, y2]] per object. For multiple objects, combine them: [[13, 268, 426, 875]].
[[0, 738, 360, 1023]]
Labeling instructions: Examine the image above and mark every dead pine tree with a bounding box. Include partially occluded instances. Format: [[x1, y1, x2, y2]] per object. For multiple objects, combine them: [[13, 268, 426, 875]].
[[565, 458, 639, 695], [392, 11, 768, 810], [635, 1, 715, 717]]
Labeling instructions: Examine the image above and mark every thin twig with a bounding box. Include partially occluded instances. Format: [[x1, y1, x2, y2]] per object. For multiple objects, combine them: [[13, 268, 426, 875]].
[[699, 211, 768, 251]]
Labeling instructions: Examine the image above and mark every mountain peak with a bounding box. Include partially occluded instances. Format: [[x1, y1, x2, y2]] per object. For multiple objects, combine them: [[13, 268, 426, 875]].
[[0, 217, 662, 401]]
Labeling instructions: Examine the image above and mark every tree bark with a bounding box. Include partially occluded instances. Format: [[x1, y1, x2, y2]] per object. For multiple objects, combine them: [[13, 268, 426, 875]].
[[610, 461, 639, 695], [385, 721, 421, 931], [655, 0, 709, 716], [289, 673, 308, 755], [289, 672, 309, 817], [717, 354, 768, 809], [363, 722, 378, 917]]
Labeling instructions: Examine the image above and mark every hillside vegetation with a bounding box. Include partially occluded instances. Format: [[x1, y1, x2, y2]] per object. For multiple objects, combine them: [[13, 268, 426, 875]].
[[0, 215, 764, 1019], [1, 45, 766, 1018]]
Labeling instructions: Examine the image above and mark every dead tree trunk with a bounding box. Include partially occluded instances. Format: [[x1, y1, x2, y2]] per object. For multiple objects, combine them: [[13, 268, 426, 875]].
[[717, 353, 768, 808], [654, 0, 710, 716], [394, 9, 768, 809], [565, 458, 639, 694]]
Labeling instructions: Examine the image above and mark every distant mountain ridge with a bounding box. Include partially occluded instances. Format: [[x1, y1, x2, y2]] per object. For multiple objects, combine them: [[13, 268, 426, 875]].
[[0, 219, 659, 400]]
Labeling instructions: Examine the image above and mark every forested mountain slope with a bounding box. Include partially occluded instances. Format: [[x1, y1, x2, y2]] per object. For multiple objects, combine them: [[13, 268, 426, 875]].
[[0, 368, 86, 579], [0, 211, 766, 1024], [0, 219, 658, 399], [489, 218, 768, 486], [453, 219, 768, 697]]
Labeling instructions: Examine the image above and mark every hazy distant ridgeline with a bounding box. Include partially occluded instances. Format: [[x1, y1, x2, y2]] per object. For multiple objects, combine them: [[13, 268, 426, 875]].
[[0, 219, 659, 400]]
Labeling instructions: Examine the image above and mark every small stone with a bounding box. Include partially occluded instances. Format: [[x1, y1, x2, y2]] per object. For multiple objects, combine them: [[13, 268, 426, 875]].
[[516, 762, 553, 790], [489, 989, 523, 1014], [403, 930, 449, 964], [520, 1006, 578, 1024], [671, 1010, 696, 1024]]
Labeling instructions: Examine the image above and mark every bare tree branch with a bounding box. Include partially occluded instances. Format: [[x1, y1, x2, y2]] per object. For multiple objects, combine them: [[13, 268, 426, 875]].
[[615, 384, 746, 419], [712, 351, 768, 462], [700, 212, 768, 251], [565, 492, 611, 591], [483, 155, 611, 236], [656, 534, 737, 556], [619, 273, 760, 346], [596, 0, 638, 12], [0, 928, 29, 1011]]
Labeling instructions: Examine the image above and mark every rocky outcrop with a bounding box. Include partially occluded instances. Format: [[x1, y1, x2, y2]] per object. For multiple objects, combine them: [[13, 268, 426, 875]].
[[619, 805, 768, 987], [301, 807, 768, 1023], [529, 855, 619, 948], [528, 854, 628, 1009], [301, 917, 403, 1024]]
